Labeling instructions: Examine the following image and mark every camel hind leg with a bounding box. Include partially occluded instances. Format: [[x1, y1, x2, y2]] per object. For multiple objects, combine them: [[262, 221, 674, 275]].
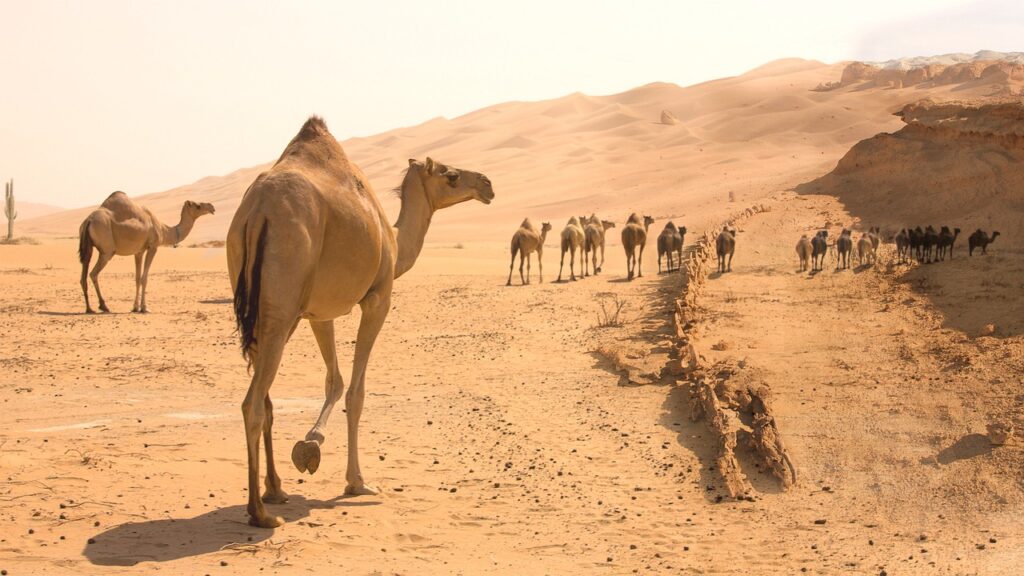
[[242, 319, 290, 528], [507, 244, 519, 286], [80, 244, 95, 314], [89, 252, 114, 313]]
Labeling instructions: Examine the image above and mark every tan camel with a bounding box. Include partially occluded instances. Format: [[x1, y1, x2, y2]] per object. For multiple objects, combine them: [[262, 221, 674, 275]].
[[227, 117, 493, 528], [656, 221, 684, 273], [583, 215, 616, 275], [507, 219, 552, 285], [716, 226, 736, 273], [795, 234, 812, 272], [77, 192, 215, 313], [621, 213, 653, 280], [557, 216, 585, 282]]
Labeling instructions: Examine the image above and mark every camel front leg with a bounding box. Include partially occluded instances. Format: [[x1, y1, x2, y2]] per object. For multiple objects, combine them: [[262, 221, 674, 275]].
[[138, 247, 158, 313], [507, 248, 517, 287], [90, 251, 114, 313], [637, 244, 645, 278], [518, 250, 526, 285], [526, 252, 532, 284], [131, 253, 143, 312], [292, 319, 345, 476], [557, 249, 566, 282], [344, 291, 390, 496], [538, 248, 544, 283]]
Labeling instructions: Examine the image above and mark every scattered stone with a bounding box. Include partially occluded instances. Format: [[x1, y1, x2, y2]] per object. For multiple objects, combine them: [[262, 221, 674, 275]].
[[989, 538, 997, 544], [979, 324, 996, 337], [87, 538, 96, 544], [987, 421, 1014, 445], [813, 519, 826, 525], [220, 560, 228, 567]]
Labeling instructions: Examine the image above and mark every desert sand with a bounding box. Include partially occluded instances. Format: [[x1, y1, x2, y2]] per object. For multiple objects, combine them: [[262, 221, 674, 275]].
[[2, 57, 1023, 574]]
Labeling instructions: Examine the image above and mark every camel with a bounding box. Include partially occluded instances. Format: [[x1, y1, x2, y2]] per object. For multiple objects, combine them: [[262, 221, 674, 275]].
[[810, 230, 828, 272], [622, 213, 654, 280], [909, 227, 924, 262], [894, 229, 910, 264], [795, 234, 812, 272], [857, 233, 875, 266], [657, 221, 683, 273], [867, 226, 881, 252], [558, 216, 586, 282], [507, 219, 551, 285], [715, 226, 736, 273], [583, 215, 615, 275], [922, 225, 939, 263], [968, 229, 1000, 256], [937, 226, 961, 260], [227, 117, 493, 528], [836, 229, 853, 270], [77, 192, 215, 313]]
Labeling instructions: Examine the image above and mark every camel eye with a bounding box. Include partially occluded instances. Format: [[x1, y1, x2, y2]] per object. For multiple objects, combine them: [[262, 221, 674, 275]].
[[445, 172, 459, 186]]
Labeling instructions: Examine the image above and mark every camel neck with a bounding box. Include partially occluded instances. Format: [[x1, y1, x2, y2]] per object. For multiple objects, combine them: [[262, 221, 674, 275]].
[[393, 169, 434, 279], [160, 211, 196, 247]]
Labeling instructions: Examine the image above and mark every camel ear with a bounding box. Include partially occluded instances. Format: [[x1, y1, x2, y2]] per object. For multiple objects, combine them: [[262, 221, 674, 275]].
[[408, 158, 417, 167], [425, 157, 436, 174]]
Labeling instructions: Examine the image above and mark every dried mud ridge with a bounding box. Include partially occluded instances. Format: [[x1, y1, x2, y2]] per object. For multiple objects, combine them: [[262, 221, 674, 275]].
[[670, 204, 796, 499]]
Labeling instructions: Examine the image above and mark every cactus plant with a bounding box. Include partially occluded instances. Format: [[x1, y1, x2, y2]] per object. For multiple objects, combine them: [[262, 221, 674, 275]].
[[4, 179, 15, 241]]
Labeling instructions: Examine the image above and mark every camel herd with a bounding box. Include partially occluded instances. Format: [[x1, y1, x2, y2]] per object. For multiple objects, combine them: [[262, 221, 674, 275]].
[[67, 115, 1008, 530], [798, 225, 1001, 272], [507, 215, 689, 284]]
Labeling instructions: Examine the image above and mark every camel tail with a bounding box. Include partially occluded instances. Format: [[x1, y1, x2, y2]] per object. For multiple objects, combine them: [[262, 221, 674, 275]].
[[78, 220, 93, 265], [233, 220, 269, 370]]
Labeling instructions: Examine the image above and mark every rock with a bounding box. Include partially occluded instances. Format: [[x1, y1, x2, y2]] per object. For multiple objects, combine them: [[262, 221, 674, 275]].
[[979, 323, 997, 337], [660, 110, 679, 125], [987, 421, 1014, 445]]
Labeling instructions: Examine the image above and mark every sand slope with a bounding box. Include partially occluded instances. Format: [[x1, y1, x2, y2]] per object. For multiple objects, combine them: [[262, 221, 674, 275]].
[[22, 57, 1018, 244]]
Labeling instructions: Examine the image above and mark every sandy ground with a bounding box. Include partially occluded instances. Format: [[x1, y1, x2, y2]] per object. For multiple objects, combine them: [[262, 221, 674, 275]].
[[3, 57, 1024, 575], [2, 191, 1022, 575]]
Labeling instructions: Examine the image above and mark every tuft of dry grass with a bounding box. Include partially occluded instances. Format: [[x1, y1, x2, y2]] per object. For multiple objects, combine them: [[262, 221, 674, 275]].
[[595, 294, 627, 328]]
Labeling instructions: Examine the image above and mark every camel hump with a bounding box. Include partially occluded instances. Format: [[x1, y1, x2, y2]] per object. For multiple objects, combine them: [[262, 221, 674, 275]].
[[296, 116, 330, 140], [99, 191, 138, 212]]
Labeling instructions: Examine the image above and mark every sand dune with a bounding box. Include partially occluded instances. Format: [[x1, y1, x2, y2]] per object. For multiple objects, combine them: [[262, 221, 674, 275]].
[[24, 56, 1012, 245]]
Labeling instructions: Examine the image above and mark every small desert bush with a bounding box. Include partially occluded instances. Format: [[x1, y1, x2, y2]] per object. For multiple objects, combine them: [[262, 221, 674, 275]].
[[595, 294, 627, 328]]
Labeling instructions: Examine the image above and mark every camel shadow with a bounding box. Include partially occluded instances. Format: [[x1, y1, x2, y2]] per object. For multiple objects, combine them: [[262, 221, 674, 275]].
[[606, 277, 634, 284], [199, 298, 233, 305], [83, 494, 374, 566], [38, 310, 123, 316], [926, 433, 993, 466]]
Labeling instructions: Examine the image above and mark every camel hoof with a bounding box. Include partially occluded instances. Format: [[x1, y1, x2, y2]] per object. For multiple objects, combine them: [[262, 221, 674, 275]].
[[248, 514, 285, 529], [86, 308, 96, 314], [291, 440, 321, 474], [262, 489, 289, 504], [344, 483, 379, 496], [99, 305, 110, 313]]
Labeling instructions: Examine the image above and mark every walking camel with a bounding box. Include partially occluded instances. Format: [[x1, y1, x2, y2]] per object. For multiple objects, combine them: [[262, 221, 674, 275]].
[[968, 229, 1000, 256], [78, 192, 215, 313], [581, 215, 610, 275], [557, 216, 585, 282], [857, 233, 875, 266], [715, 226, 736, 273], [810, 230, 828, 272], [894, 229, 910, 263], [836, 229, 853, 270], [795, 234, 812, 272], [227, 117, 493, 528], [622, 213, 654, 280], [507, 219, 551, 285], [657, 221, 684, 273], [583, 215, 616, 276]]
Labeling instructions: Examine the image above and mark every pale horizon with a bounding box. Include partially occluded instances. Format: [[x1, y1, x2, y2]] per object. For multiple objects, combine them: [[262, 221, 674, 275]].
[[1, 0, 1021, 208]]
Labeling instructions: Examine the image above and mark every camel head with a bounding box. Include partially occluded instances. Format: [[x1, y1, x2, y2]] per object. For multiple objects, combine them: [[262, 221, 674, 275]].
[[601, 220, 616, 231], [679, 226, 687, 235], [643, 215, 654, 229], [541, 222, 552, 233], [183, 200, 215, 219], [408, 157, 494, 209]]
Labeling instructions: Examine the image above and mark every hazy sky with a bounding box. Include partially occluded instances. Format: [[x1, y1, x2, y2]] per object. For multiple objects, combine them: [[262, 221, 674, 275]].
[[1, 0, 1020, 207]]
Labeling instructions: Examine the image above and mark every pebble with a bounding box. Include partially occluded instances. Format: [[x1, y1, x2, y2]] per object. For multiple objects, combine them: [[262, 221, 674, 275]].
[[813, 519, 826, 525], [220, 560, 228, 566]]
